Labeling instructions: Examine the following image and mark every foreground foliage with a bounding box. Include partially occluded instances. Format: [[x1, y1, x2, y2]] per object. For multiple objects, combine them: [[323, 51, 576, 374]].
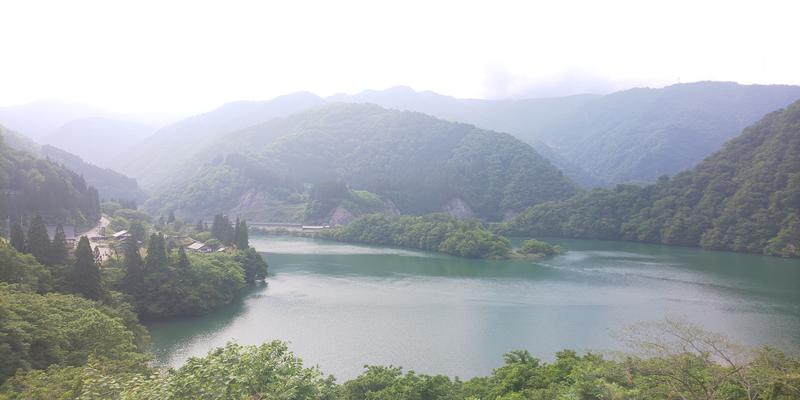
[[2, 321, 798, 400], [0, 283, 145, 384]]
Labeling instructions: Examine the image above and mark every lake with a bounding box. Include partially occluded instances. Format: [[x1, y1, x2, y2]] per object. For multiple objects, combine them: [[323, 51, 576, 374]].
[[147, 236, 800, 380]]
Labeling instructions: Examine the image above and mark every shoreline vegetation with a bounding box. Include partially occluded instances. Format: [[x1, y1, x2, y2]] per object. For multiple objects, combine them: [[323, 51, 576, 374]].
[[252, 213, 563, 260]]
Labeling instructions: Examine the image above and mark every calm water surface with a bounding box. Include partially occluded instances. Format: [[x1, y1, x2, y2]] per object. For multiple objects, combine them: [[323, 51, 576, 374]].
[[147, 236, 800, 380]]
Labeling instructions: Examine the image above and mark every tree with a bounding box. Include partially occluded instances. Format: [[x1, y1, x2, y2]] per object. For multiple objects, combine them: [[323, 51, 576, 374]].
[[236, 219, 249, 249], [235, 247, 268, 283], [26, 215, 51, 266], [128, 221, 146, 244], [195, 219, 205, 233], [167, 210, 175, 224], [50, 224, 69, 265], [211, 214, 227, 242], [9, 221, 25, 253], [144, 233, 168, 273], [177, 246, 190, 269], [71, 236, 103, 300], [121, 239, 144, 297]]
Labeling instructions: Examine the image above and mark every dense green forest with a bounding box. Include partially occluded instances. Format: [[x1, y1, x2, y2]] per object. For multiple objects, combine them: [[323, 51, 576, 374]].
[[0, 133, 101, 228], [103, 205, 267, 319], [501, 100, 800, 258], [337, 83, 800, 185], [40, 145, 147, 202], [0, 124, 146, 203], [318, 214, 513, 259], [148, 103, 577, 222], [116, 82, 800, 191]]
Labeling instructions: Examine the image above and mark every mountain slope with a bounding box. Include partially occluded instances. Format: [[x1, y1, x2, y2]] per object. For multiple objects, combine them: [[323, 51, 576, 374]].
[[0, 126, 146, 203], [332, 86, 602, 186], [40, 145, 147, 202], [148, 103, 578, 222], [334, 83, 800, 185], [44, 117, 154, 167], [0, 130, 101, 228], [536, 82, 800, 183], [501, 100, 800, 257], [116, 92, 325, 188]]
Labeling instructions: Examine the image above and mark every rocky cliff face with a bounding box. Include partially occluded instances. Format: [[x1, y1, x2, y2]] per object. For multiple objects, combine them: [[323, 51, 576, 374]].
[[442, 198, 476, 219], [225, 190, 306, 222]]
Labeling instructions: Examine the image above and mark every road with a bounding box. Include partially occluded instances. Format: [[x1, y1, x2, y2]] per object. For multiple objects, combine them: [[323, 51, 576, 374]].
[[83, 215, 113, 261]]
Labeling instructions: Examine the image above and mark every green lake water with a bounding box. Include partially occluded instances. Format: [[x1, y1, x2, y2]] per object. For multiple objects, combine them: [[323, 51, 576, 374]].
[[147, 236, 800, 380]]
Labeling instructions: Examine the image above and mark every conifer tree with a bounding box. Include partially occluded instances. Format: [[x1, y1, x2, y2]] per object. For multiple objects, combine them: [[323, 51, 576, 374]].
[[168, 210, 176, 224], [195, 219, 205, 233], [72, 236, 103, 300], [211, 214, 226, 241], [177, 246, 190, 269], [9, 221, 25, 253], [145, 233, 168, 272], [236, 219, 249, 249], [26, 215, 51, 265], [121, 239, 144, 296], [50, 224, 69, 265], [234, 217, 241, 246], [225, 222, 235, 246]]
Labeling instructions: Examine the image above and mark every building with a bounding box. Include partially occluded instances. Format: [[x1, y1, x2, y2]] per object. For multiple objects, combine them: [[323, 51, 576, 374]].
[[46, 225, 76, 246], [302, 225, 331, 231], [112, 230, 131, 239], [187, 241, 211, 253]]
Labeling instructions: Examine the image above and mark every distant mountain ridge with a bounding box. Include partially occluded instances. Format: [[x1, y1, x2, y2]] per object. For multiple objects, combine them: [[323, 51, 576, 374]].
[[116, 82, 800, 191], [333, 82, 800, 185], [44, 117, 154, 167], [147, 103, 578, 222], [114, 92, 325, 188]]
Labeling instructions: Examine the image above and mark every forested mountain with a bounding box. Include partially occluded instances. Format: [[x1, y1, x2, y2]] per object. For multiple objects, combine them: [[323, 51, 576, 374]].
[[44, 117, 154, 167], [334, 83, 800, 185], [0, 125, 146, 202], [501, 100, 800, 257], [116, 92, 325, 188], [40, 145, 147, 202], [148, 103, 578, 222], [332, 86, 603, 186], [115, 82, 800, 191], [0, 132, 101, 228], [538, 82, 800, 183]]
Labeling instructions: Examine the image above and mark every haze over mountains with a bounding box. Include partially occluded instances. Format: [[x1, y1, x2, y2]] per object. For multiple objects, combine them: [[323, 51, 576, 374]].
[[99, 81, 800, 190], [0, 125, 147, 202], [1, 80, 798, 256], [1, 81, 799, 227], [147, 103, 578, 222]]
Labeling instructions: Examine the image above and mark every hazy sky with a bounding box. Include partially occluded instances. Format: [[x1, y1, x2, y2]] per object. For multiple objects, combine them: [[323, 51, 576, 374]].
[[1, 0, 798, 113]]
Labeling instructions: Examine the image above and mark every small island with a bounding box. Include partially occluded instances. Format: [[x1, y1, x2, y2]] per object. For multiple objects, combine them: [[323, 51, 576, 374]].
[[512, 239, 562, 260], [306, 213, 562, 260]]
